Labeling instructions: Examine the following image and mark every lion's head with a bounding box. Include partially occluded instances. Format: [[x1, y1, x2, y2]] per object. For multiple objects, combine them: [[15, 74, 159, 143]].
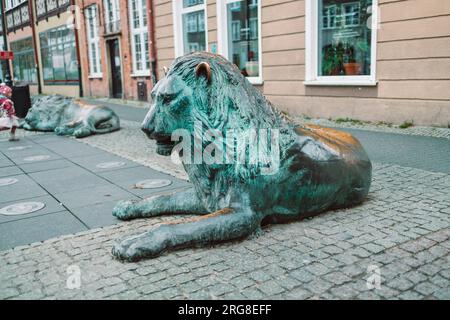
[[24, 95, 72, 131], [142, 52, 286, 156]]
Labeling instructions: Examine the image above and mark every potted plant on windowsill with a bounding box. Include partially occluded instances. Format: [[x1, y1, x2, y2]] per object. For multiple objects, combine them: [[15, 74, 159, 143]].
[[322, 43, 345, 76], [343, 46, 361, 75]]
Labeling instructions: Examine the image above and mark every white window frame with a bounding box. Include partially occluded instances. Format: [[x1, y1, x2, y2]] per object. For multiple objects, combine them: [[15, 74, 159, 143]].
[[5, 0, 26, 10], [129, 0, 150, 76], [217, 0, 263, 85], [173, 0, 208, 57], [85, 5, 102, 78], [104, 0, 120, 30], [305, 0, 378, 86]]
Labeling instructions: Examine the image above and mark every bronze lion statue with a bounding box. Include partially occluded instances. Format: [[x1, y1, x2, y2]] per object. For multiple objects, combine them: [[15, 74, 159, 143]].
[[22, 95, 120, 138], [112, 52, 372, 261]]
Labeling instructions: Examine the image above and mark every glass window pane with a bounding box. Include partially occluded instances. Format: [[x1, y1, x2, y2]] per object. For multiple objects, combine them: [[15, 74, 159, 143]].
[[183, 0, 203, 8], [131, 0, 139, 29], [10, 37, 36, 83], [39, 26, 79, 83], [182, 10, 206, 54], [134, 34, 142, 70], [318, 0, 372, 76], [226, 0, 259, 77], [142, 0, 147, 26], [65, 43, 79, 80]]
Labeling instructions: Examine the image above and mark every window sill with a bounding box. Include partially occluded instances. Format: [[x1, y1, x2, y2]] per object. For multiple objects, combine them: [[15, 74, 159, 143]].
[[304, 80, 378, 87], [248, 77, 264, 86], [131, 72, 151, 78], [88, 74, 103, 79]]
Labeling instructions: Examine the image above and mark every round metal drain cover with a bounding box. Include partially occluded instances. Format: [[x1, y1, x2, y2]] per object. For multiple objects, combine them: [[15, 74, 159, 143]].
[[0, 178, 19, 187], [96, 161, 126, 169], [0, 202, 45, 216], [135, 179, 172, 189], [23, 155, 50, 162], [8, 146, 31, 151]]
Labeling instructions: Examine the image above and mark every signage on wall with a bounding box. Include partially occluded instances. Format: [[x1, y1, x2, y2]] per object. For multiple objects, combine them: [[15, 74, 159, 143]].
[[0, 51, 14, 60]]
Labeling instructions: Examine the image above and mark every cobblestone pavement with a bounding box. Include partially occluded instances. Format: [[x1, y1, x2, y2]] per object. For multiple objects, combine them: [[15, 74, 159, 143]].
[[0, 162, 448, 299]]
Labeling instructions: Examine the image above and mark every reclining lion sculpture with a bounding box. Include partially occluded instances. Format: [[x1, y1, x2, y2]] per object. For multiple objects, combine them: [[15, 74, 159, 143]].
[[22, 95, 120, 138], [112, 52, 372, 261]]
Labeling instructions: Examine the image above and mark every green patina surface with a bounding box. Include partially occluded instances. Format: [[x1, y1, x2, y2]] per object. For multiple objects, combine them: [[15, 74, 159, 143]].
[[112, 52, 372, 261], [22, 95, 120, 138]]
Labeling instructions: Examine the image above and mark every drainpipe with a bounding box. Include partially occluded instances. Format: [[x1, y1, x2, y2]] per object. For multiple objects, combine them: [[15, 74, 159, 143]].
[[72, 0, 83, 97], [147, 0, 157, 86], [0, 0, 12, 87], [28, 0, 42, 94]]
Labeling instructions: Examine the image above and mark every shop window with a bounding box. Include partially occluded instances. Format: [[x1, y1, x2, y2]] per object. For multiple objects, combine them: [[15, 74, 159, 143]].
[[305, 0, 378, 86]]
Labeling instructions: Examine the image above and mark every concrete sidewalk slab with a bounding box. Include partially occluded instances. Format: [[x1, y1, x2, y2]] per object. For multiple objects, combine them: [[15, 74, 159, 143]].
[[0, 158, 14, 168], [0, 166, 22, 178], [0, 195, 65, 224], [29, 166, 112, 194], [70, 199, 137, 229], [98, 166, 190, 197], [0, 211, 87, 251], [0, 174, 47, 204], [19, 158, 74, 174], [53, 184, 136, 211], [69, 152, 140, 173], [40, 140, 106, 158]]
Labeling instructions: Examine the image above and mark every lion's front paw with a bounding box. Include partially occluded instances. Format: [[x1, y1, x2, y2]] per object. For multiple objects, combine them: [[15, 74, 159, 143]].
[[112, 200, 139, 220], [111, 228, 169, 262], [73, 127, 91, 138], [54, 126, 66, 135]]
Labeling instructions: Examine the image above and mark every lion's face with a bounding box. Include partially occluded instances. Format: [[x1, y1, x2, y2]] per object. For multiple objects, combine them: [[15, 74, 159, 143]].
[[142, 61, 211, 156], [25, 96, 68, 130]]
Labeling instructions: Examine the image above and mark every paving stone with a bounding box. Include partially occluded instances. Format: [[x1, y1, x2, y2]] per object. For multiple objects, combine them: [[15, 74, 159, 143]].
[[414, 282, 440, 296], [257, 280, 285, 296]]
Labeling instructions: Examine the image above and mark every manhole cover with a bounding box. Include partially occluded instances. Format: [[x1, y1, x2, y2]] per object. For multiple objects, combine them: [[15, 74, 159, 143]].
[[0, 178, 19, 187], [96, 161, 126, 169], [8, 146, 31, 151], [23, 155, 50, 162], [0, 202, 45, 216], [135, 179, 172, 189]]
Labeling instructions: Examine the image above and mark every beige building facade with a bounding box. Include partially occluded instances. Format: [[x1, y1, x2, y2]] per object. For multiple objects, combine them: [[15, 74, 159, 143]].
[[152, 0, 450, 126]]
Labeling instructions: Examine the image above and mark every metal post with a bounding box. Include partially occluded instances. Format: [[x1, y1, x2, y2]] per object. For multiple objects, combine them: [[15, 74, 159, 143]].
[[0, 0, 12, 87]]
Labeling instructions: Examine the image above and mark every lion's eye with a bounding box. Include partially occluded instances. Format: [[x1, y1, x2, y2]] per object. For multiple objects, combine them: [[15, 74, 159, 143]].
[[161, 94, 175, 105]]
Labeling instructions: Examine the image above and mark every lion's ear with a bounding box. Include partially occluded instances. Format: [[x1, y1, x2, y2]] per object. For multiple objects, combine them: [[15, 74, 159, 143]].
[[195, 62, 211, 83]]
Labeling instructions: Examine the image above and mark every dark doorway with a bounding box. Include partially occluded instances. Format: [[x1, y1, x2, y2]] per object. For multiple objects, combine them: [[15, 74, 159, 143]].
[[108, 39, 122, 98]]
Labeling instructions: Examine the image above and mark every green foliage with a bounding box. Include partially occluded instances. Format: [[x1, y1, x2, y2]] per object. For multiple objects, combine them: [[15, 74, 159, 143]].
[[399, 121, 414, 129], [335, 117, 364, 125], [322, 43, 345, 75]]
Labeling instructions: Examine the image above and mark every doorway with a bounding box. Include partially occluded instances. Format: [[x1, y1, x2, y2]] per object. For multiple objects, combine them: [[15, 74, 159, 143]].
[[108, 39, 122, 98]]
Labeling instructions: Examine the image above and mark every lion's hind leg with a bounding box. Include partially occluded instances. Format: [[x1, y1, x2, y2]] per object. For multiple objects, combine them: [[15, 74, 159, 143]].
[[112, 206, 261, 261], [113, 188, 205, 220]]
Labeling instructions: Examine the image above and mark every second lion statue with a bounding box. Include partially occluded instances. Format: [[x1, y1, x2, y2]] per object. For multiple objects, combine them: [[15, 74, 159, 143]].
[[112, 52, 372, 261], [22, 95, 120, 138]]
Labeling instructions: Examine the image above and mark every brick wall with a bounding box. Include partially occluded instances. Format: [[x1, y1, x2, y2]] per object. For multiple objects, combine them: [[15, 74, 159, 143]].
[[78, 0, 153, 101]]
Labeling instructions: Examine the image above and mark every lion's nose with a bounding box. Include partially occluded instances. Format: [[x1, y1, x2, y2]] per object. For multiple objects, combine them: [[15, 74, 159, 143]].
[[141, 125, 154, 139]]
